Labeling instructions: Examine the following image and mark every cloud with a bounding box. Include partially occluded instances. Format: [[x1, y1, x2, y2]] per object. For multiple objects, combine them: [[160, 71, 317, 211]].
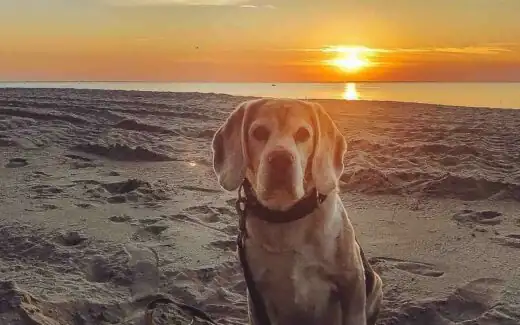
[[240, 4, 276, 9], [431, 47, 512, 54], [105, 0, 251, 6], [382, 46, 512, 55], [295, 45, 515, 56], [324, 45, 512, 55], [321, 46, 384, 54]]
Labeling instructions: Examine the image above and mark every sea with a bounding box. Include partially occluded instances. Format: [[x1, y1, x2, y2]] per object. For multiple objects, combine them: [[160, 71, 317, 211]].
[[0, 82, 519, 109]]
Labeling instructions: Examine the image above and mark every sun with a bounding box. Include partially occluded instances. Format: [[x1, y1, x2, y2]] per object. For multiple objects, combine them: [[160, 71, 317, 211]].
[[323, 46, 373, 73], [331, 52, 367, 72]]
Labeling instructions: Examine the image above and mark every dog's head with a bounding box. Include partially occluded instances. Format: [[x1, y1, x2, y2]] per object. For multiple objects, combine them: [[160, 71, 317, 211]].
[[212, 98, 346, 211]]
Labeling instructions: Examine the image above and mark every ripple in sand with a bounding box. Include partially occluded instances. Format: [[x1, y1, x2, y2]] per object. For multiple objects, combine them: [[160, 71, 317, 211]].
[[370, 257, 444, 278], [5, 157, 28, 168], [341, 168, 520, 202], [452, 209, 503, 226], [114, 118, 179, 135], [73, 143, 175, 162], [0, 107, 89, 124]]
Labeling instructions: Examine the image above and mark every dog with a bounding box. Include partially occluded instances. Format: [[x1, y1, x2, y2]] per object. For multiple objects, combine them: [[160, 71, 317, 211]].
[[212, 98, 383, 325]]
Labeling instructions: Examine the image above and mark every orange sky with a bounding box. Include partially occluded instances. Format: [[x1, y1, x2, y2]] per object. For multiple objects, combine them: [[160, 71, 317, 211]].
[[1, 0, 520, 82]]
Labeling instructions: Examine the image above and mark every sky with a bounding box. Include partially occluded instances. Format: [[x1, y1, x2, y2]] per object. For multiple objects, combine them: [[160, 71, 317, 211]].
[[1, 0, 520, 82]]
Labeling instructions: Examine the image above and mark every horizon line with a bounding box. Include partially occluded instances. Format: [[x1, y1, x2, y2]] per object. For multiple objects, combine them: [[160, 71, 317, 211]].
[[2, 80, 520, 84]]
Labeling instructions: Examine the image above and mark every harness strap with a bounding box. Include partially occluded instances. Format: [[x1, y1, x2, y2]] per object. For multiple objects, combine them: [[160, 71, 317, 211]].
[[237, 233, 272, 325], [235, 185, 273, 325], [235, 181, 327, 325]]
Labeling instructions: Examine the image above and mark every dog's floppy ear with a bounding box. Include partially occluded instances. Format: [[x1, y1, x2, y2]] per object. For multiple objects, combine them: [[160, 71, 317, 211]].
[[311, 102, 347, 194], [212, 99, 266, 191]]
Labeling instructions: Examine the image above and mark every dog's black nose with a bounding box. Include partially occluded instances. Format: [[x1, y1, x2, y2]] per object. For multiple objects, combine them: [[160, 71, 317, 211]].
[[268, 150, 294, 170]]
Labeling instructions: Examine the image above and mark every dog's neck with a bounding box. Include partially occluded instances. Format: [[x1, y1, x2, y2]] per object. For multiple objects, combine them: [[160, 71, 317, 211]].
[[240, 179, 327, 224], [238, 179, 331, 253]]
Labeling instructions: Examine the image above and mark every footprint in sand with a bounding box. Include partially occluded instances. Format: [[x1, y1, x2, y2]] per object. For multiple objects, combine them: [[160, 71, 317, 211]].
[[221, 224, 239, 236], [438, 277, 507, 322], [109, 215, 133, 223], [381, 277, 508, 325], [107, 195, 127, 204], [185, 205, 213, 214], [215, 207, 235, 217], [64, 154, 100, 169], [225, 199, 236, 207], [75, 202, 95, 209], [184, 206, 223, 223], [32, 171, 51, 178], [492, 234, 520, 248], [132, 222, 170, 242], [5, 157, 28, 168], [123, 243, 160, 298], [139, 217, 164, 225], [33, 203, 60, 212], [86, 255, 113, 283], [55, 230, 88, 246], [452, 209, 502, 226], [64, 154, 92, 162], [31, 184, 63, 195], [209, 239, 236, 251], [143, 223, 169, 235], [370, 257, 444, 277], [180, 185, 221, 193], [168, 214, 194, 223]]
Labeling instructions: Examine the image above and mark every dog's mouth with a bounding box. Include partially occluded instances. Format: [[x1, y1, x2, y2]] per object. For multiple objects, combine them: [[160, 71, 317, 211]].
[[266, 168, 294, 191], [257, 172, 303, 210], [258, 192, 300, 211]]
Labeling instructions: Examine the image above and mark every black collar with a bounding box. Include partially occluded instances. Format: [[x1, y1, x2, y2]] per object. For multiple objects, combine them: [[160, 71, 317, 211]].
[[238, 179, 327, 224]]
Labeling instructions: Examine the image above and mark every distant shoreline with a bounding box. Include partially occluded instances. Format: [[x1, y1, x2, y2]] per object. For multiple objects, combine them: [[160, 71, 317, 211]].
[[2, 81, 520, 83], [1, 86, 519, 110]]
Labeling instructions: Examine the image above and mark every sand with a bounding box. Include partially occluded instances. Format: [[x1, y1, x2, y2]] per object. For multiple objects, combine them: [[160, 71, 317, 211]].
[[0, 88, 519, 325]]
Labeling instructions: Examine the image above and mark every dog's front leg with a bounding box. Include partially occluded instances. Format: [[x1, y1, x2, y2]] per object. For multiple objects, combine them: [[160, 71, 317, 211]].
[[337, 268, 367, 325]]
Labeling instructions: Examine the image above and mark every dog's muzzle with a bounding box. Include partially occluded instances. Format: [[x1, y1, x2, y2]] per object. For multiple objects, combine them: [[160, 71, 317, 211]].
[[266, 150, 294, 188]]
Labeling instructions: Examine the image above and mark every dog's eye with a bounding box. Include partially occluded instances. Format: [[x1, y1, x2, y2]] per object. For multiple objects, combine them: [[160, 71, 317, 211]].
[[294, 127, 310, 142], [252, 126, 270, 141]]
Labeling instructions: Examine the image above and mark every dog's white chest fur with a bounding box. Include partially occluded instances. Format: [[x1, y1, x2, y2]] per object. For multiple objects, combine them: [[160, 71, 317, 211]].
[[249, 240, 339, 323], [291, 245, 335, 311]]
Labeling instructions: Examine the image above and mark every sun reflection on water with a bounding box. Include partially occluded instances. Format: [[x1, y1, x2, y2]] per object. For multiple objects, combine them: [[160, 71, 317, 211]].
[[342, 83, 359, 100]]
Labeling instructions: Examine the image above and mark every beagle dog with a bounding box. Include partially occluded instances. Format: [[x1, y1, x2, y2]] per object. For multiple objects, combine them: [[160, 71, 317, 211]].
[[212, 98, 382, 325]]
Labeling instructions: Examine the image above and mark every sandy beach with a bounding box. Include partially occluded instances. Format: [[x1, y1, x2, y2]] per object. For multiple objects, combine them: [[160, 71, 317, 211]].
[[1, 87, 519, 325]]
